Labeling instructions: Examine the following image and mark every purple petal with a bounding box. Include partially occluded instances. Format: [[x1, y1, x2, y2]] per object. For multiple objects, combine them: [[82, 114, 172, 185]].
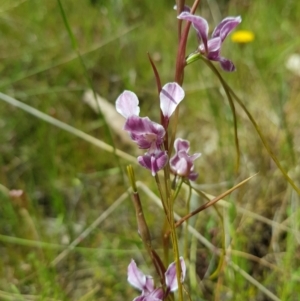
[[190, 153, 201, 161], [144, 277, 155, 294], [138, 151, 168, 176], [212, 16, 242, 41], [178, 12, 209, 51], [128, 259, 147, 291], [207, 37, 222, 53], [160, 83, 185, 118], [133, 296, 144, 301], [116, 91, 140, 118], [188, 171, 199, 181], [149, 288, 164, 299], [219, 57, 236, 72], [143, 288, 164, 301], [165, 257, 186, 292], [174, 138, 190, 153], [124, 116, 165, 149], [170, 156, 189, 177]]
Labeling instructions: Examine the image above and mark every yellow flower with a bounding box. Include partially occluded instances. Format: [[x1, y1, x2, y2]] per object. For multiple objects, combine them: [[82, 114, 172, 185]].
[[231, 30, 255, 43]]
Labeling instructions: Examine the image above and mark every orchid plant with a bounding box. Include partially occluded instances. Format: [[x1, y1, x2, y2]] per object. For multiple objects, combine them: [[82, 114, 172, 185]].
[[115, 1, 242, 300]]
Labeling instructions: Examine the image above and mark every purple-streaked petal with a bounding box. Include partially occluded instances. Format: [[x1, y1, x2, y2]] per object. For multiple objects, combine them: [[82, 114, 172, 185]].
[[138, 151, 168, 176], [212, 16, 242, 41], [160, 82, 185, 118], [116, 91, 140, 118], [219, 57, 236, 72], [174, 138, 190, 153], [170, 156, 189, 177], [165, 257, 186, 292], [133, 288, 163, 301], [128, 259, 147, 291], [178, 12, 209, 51], [143, 288, 164, 301], [124, 116, 165, 149], [207, 37, 222, 53], [149, 288, 164, 299], [144, 276, 155, 294], [190, 153, 201, 161], [169, 153, 180, 172]]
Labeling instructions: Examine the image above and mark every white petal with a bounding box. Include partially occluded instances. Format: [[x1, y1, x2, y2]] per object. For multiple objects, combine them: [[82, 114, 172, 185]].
[[160, 82, 185, 118], [116, 90, 140, 118]]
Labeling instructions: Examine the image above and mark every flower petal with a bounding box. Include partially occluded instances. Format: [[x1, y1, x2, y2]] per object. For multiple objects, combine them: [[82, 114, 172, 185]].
[[178, 12, 209, 51], [124, 116, 165, 149], [128, 259, 147, 291], [165, 257, 186, 292], [207, 37, 222, 53], [133, 296, 144, 301], [170, 156, 189, 177], [116, 90, 140, 118], [160, 82, 185, 118], [143, 276, 156, 294], [174, 138, 190, 153], [188, 171, 199, 181], [138, 151, 168, 176], [219, 57, 236, 72], [143, 288, 164, 301], [212, 16, 242, 41]]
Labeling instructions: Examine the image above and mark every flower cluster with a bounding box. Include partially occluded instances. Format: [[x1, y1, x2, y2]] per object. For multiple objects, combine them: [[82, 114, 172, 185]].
[[116, 83, 178, 173], [116, 82, 201, 180], [127, 257, 186, 301], [178, 12, 241, 71]]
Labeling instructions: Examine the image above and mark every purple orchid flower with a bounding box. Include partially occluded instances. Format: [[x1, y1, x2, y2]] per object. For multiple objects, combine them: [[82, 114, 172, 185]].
[[178, 12, 241, 71], [124, 115, 165, 151], [170, 138, 201, 181], [138, 150, 168, 177], [128, 257, 186, 301]]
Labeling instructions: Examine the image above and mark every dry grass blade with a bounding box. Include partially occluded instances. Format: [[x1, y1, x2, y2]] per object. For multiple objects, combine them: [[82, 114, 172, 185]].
[[77, 285, 101, 301], [0, 92, 136, 163], [210, 197, 300, 240], [174, 174, 256, 229], [50, 190, 129, 267], [0, 290, 61, 301]]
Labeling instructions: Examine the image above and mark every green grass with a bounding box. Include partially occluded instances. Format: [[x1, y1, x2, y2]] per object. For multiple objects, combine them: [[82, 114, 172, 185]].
[[1, 0, 300, 300]]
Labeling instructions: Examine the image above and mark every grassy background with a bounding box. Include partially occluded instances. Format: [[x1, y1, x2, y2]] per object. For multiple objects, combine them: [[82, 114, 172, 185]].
[[1, 0, 300, 300]]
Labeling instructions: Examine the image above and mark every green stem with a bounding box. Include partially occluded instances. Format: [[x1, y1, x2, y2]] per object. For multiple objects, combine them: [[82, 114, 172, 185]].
[[167, 179, 184, 301], [184, 184, 192, 259], [127, 166, 166, 283]]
